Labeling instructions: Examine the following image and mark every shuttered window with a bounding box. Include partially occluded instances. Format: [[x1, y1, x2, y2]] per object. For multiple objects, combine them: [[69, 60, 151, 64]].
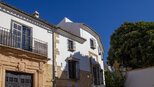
[[100, 70, 104, 84], [90, 38, 96, 49], [68, 60, 79, 79], [68, 39, 76, 52], [98, 46, 102, 55], [93, 66, 100, 85]]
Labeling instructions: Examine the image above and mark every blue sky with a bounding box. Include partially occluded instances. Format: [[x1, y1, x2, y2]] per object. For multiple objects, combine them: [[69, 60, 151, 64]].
[[4, 0, 154, 61]]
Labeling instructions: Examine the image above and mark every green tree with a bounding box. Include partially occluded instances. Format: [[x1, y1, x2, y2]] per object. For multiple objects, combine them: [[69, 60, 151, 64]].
[[105, 71, 113, 87], [105, 71, 126, 87], [107, 22, 154, 69]]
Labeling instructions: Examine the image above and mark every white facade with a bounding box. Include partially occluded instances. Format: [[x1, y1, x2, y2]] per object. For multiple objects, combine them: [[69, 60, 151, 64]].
[[57, 17, 105, 87], [0, 5, 54, 64], [0, 2, 105, 87]]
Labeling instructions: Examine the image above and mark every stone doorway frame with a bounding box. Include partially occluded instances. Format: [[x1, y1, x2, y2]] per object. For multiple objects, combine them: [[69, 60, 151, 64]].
[[0, 45, 48, 87]]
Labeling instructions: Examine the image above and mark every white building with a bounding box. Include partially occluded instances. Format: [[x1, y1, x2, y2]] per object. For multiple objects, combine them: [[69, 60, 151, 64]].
[[0, 1, 105, 87]]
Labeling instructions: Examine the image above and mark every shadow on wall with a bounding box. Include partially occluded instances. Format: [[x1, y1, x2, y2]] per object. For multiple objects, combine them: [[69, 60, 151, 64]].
[[55, 52, 102, 87]]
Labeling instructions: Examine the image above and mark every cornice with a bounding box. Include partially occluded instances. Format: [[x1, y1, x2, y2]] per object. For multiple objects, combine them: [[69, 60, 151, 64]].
[[0, 1, 56, 31], [82, 24, 105, 52], [56, 27, 86, 44], [0, 1, 86, 43]]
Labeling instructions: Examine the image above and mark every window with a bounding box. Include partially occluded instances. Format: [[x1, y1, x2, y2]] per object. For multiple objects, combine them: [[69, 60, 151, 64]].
[[12, 23, 22, 48], [12, 22, 32, 51], [101, 56, 104, 60], [34, 40, 48, 56], [68, 60, 79, 79], [68, 40, 76, 52], [90, 39, 96, 49], [22, 26, 31, 50], [98, 46, 102, 55], [93, 66, 100, 85], [100, 70, 104, 84]]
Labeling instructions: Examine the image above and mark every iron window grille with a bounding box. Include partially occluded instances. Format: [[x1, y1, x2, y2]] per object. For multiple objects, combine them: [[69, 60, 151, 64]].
[[0, 26, 48, 56]]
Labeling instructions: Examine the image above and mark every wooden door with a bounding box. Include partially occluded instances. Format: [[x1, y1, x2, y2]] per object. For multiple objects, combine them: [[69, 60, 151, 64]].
[[5, 71, 33, 87]]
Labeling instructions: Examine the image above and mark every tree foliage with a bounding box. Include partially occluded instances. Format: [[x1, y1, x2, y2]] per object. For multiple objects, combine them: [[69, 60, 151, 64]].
[[105, 71, 113, 87], [107, 22, 154, 69], [105, 71, 126, 87]]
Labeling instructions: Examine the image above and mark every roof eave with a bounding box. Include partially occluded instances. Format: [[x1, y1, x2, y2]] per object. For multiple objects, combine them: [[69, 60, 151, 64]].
[[82, 24, 105, 52]]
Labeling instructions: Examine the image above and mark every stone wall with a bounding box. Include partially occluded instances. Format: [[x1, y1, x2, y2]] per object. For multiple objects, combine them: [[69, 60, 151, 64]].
[[0, 45, 48, 87], [43, 64, 53, 87]]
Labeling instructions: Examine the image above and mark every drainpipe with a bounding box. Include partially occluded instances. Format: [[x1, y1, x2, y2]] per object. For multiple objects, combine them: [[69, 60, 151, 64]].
[[52, 30, 56, 87]]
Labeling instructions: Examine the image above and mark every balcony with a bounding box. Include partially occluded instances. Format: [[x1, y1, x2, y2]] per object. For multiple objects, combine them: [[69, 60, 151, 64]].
[[0, 26, 48, 56]]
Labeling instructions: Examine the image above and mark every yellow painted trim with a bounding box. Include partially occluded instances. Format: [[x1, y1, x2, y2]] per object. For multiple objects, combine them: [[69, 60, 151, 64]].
[[89, 51, 98, 63]]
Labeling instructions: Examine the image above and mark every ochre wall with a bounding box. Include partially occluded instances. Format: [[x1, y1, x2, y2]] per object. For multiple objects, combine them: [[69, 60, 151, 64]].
[[0, 45, 48, 87], [43, 64, 53, 87]]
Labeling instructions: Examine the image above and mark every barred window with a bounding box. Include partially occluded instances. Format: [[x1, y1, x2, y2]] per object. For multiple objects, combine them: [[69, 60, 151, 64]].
[[34, 40, 48, 56]]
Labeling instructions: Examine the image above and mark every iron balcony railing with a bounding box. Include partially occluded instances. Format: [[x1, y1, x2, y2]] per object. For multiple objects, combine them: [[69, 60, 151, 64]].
[[0, 26, 48, 56]]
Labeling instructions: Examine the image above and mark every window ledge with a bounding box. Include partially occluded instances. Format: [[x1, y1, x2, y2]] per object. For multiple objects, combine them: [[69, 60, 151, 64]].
[[91, 46, 96, 49], [99, 53, 102, 55], [68, 49, 75, 52]]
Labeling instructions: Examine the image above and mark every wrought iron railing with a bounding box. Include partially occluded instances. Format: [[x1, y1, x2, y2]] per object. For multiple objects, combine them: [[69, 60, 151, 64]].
[[0, 26, 48, 56]]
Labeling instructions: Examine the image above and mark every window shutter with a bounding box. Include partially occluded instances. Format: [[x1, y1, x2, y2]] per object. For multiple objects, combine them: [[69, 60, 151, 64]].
[[94, 39, 96, 49], [67, 40, 69, 50], [93, 66, 101, 85], [101, 56, 104, 60], [68, 60, 71, 78], [100, 70, 104, 84], [93, 66, 97, 85], [98, 46, 100, 53], [97, 67, 100, 85], [98, 47, 102, 55], [73, 41, 76, 51], [76, 62, 80, 79]]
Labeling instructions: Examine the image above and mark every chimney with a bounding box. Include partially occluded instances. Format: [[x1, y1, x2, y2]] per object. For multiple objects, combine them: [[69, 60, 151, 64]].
[[33, 11, 39, 18]]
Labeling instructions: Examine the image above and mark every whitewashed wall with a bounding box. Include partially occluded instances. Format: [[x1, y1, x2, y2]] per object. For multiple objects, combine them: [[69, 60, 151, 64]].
[[57, 17, 105, 87], [0, 10, 53, 64], [125, 67, 154, 87], [0, 7, 105, 86], [56, 27, 105, 87], [57, 18, 104, 71], [80, 28, 105, 87], [56, 29, 104, 71]]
